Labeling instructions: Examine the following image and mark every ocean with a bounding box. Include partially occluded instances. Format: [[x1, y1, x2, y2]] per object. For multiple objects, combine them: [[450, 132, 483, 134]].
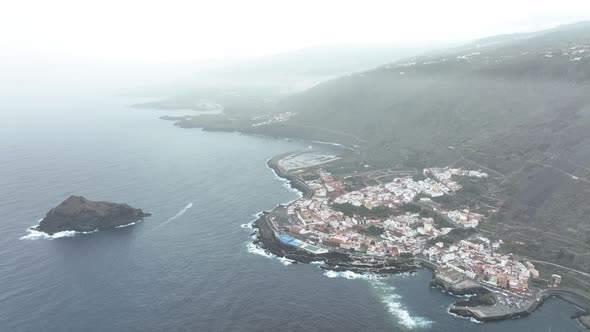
[[0, 95, 584, 331]]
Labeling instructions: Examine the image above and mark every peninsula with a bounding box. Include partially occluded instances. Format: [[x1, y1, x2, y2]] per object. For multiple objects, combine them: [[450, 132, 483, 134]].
[[35, 195, 151, 235], [253, 150, 590, 327]]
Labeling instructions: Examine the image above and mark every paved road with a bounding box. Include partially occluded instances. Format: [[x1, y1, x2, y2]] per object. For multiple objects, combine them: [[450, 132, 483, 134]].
[[528, 259, 590, 277], [526, 160, 590, 185]]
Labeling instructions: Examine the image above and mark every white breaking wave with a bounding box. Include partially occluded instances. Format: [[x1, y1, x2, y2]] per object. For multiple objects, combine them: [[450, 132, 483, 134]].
[[323, 271, 432, 329], [265, 158, 303, 201], [371, 280, 433, 329], [240, 222, 254, 229], [152, 202, 193, 230], [323, 270, 383, 280], [241, 212, 263, 230], [436, 287, 474, 298], [246, 242, 293, 266], [281, 181, 303, 199], [447, 308, 471, 321], [115, 219, 143, 228], [246, 241, 274, 259], [20, 221, 98, 240], [469, 317, 483, 324], [277, 256, 295, 266]]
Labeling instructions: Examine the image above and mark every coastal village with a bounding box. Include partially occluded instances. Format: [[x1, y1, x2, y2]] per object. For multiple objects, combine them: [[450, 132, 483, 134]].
[[267, 152, 560, 299]]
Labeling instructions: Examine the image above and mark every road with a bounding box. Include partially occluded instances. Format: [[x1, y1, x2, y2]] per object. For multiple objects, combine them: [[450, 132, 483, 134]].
[[528, 259, 590, 277], [526, 160, 590, 185]]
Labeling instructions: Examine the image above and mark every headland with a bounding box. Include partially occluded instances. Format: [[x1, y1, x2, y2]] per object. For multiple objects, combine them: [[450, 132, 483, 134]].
[[252, 149, 590, 328]]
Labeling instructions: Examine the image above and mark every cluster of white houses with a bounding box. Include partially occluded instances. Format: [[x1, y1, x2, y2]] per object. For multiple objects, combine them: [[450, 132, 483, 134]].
[[280, 166, 541, 293], [424, 238, 539, 294]]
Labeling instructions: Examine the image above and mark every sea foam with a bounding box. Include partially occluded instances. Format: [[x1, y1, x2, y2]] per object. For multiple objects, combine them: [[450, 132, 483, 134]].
[[240, 212, 263, 230], [371, 280, 433, 329], [115, 219, 143, 228], [246, 241, 294, 266], [323, 270, 382, 280], [20, 221, 97, 240], [323, 271, 432, 329], [265, 157, 303, 201]]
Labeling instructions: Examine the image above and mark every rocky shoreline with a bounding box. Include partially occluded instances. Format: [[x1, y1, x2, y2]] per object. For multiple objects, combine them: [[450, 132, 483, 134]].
[[252, 150, 590, 329], [429, 272, 487, 296], [36, 195, 151, 235], [253, 153, 416, 274], [253, 210, 417, 274]]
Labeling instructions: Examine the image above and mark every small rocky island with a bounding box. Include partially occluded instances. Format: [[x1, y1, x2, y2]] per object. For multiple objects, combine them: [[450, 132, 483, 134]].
[[35, 196, 151, 234]]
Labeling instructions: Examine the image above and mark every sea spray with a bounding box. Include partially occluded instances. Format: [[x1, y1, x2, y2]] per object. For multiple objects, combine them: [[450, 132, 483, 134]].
[[447, 307, 472, 321], [323, 270, 432, 329], [323, 270, 384, 280], [265, 157, 303, 201], [240, 212, 264, 230], [20, 221, 98, 240], [115, 219, 144, 228], [246, 241, 294, 266]]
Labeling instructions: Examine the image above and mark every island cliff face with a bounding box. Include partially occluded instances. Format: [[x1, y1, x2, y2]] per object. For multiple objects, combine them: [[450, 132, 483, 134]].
[[36, 196, 150, 234]]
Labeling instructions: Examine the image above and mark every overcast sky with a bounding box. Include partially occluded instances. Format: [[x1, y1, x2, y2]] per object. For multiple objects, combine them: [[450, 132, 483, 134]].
[[2, 0, 590, 63]]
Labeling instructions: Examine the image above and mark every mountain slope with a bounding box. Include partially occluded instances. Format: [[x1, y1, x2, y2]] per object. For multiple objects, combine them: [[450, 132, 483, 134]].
[[135, 44, 432, 113], [265, 22, 590, 271]]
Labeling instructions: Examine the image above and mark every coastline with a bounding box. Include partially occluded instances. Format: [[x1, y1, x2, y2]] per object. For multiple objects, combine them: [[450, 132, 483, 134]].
[[252, 149, 590, 328], [153, 108, 590, 329], [253, 153, 416, 274]]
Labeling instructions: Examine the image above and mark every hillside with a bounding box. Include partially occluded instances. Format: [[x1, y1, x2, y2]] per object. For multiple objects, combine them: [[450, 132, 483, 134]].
[[258, 22, 590, 272], [134, 44, 431, 114]]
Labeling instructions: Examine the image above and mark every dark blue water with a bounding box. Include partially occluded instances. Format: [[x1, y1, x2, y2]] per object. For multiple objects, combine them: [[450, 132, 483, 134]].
[[0, 95, 584, 331]]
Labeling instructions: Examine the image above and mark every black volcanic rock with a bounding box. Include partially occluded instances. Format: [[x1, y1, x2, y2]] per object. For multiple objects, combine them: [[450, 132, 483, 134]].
[[36, 196, 151, 234]]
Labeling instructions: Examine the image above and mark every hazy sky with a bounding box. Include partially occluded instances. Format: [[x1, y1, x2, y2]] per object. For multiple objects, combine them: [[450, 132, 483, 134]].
[[2, 0, 590, 63]]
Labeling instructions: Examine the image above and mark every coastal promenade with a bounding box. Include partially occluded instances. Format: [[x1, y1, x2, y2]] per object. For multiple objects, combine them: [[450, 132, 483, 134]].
[[267, 151, 314, 199]]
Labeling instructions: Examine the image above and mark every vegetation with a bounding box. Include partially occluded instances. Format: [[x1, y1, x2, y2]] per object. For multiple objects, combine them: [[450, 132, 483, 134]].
[[534, 261, 590, 292], [400, 252, 413, 258], [264, 22, 590, 270], [332, 203, 393, 219], [400, 203, 456, 229], [400, 203, 422, 214], [360, 225, 385, 237], [429, 228, 477, 245], [151, 22, 590, 272]]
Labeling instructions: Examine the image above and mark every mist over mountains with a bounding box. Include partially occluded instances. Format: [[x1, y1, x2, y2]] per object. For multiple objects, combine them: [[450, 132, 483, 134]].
[[151, 21, 590, 272], [261, 22, 590, 270], [130, 44, 434, 114]]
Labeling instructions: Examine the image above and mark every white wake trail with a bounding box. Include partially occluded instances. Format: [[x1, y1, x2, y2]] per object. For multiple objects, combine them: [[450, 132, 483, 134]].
[[152, 202, 194, 230]]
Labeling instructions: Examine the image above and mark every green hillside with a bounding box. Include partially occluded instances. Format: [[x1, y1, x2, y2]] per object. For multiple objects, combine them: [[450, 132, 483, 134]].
[[261, 22, 590, 272]]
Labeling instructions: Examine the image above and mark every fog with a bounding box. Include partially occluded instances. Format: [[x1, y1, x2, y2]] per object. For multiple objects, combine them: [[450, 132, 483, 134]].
[[1, 0, 590, 98], [4, 0, 590, 61], [4, 2, 590, 330]]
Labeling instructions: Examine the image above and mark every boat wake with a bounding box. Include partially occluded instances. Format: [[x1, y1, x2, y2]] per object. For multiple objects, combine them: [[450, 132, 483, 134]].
[[324, 271, 432, 329], [152, 202, 193, 230]]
